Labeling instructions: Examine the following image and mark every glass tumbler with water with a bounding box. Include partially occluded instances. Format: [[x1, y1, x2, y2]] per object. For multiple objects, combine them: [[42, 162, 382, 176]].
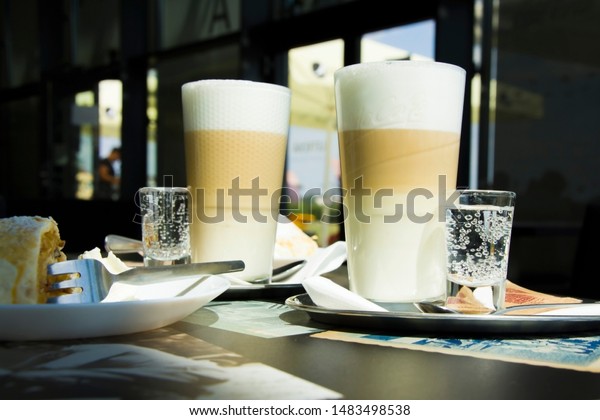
[[445, 190, 516, 313], [138, 187, 191, 266]]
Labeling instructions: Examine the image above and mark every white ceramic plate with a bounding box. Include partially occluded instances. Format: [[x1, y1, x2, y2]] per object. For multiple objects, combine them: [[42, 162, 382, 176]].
[[0, 277, 229, 341]]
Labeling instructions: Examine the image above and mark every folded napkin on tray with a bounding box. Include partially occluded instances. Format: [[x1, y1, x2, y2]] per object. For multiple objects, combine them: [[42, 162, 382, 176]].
[[447, 280, 583, 315], [302, 276, 387, 312]]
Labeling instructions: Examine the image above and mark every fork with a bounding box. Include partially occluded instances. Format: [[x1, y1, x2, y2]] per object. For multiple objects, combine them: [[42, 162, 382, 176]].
[[46, 258, 244, 304]]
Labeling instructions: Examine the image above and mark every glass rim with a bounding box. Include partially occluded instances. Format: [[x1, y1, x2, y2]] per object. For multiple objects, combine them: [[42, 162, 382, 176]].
[[453, 189, 516, 208], [138, 186, 189, 194], [181, 79, 290, 96], [457, 189, 516, 198], [334, 60, 466, 78]]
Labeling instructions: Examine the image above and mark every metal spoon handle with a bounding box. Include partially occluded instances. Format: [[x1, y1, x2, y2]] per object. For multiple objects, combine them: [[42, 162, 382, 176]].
[[497, 302, 598, 315], [415, 301, 599, 315]]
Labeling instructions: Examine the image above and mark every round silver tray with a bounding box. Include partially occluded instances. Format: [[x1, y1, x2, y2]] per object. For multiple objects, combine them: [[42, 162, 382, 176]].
[[285, 294, 600, 336]]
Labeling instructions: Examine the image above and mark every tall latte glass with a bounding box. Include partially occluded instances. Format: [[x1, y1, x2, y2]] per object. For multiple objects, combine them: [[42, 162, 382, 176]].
[[182, 80, 290, 282], [334, 61, 466, 302]]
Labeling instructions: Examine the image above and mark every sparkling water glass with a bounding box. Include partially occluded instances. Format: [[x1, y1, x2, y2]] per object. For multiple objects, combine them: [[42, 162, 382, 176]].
[[445, 190, 516, 313], [138, 187, 191, 266]]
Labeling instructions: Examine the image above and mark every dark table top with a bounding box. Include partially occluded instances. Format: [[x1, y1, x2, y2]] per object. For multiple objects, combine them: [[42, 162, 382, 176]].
[[2, 266, 600, 400]]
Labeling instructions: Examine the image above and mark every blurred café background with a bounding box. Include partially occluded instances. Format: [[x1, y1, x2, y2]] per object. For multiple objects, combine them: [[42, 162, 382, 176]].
[[1, 0, 599, 298]]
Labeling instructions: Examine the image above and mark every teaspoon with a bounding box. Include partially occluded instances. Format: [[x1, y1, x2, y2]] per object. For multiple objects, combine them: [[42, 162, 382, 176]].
[[414, 301, 599, 315]]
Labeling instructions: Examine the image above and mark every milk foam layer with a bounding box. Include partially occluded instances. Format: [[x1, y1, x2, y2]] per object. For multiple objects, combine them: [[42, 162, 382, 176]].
[[334, 61, 465, 133], [182, 79, 291, 134]]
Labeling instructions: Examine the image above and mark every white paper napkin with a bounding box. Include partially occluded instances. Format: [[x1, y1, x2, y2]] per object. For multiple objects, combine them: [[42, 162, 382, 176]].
[[226, 240, 348, 287], [284, 241, 347, 284], [79, 248, 230, 302], [103, 275, 230, 302], [302, 275, 388, 312]]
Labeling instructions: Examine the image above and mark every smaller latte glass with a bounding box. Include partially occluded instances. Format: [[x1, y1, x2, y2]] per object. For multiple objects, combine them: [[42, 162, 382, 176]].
[[138, 187, 191, 267], [444, 190, 516, 313]]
